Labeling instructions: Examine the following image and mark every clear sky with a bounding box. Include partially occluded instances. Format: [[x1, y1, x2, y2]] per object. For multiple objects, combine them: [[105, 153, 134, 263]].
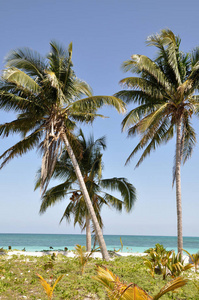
[[0, 0, 199, 237]]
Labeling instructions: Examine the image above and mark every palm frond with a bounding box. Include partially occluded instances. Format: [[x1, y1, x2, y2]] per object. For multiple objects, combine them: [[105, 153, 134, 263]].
[[138, 103, 168, 133], [5, 47, 47, 78], [73, 79, 93, 98], [114, 90, 159, 105], [122, 54, 171, 91], [181, 114, 196, 164], [190, 47, 199, 67], [70, 95, 126, 114], [119, 77, 165, 100], [160, 29, 182, 86], [126, 119, 173, 167], [121, 104, 156, 131], [60, 201, 76, 223], [3, 68, 41, 93], [0, 129, 42, 169], [101, 177, 136, 211], [103, 193, 123, 211], [39, 181, 73, 214], [0, 90, 43, 112], [153, 276, 188, 300]]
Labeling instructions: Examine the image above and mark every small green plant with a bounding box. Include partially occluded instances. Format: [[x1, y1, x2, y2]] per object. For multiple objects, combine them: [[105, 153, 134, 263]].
[[144, 244, 192, 279], [94, 265, 188, 299], [75, 244, 99, 275], [119, 237, 123, 252], [183, 249, 199, 272], [144, 244, 167, 255], [193, 280, 199, 293], [37, 273, 64, 300], [167, 252, 193, 277], [114, 237, 124, 253], [43, 253, 56, 271], [144, 245, 173, 279], [0, 248, 7, 254]]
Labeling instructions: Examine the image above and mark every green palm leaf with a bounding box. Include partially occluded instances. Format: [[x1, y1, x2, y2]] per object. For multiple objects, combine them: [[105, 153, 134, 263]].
[[3, 68, 41, 93], [5, 47, 46, 78], [0, 129, 42, 169]]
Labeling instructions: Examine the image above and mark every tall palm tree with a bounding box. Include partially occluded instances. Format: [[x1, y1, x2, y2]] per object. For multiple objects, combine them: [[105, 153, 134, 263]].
[[0, 41, 126, 260], [115, 29, 199, 254], [35, 129, 136, 251]]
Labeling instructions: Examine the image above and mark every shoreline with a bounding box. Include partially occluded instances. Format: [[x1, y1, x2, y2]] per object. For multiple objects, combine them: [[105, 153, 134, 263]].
[[2, 250, 147, 259], [1, 250, 189, 263]]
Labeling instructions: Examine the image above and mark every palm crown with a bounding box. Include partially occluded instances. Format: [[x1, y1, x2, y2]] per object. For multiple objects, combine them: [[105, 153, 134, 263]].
[[116, 29, 199, 168], [0, 41, 125, 192]]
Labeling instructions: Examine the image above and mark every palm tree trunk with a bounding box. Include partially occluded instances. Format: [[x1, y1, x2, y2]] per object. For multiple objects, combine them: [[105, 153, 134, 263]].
[[86, 215, 91, 252], [62, 133, 109, 261], [176, 119, 183, 255]]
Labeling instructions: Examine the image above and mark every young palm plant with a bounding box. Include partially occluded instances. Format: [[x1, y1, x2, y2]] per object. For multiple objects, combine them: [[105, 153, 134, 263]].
[[94, 265, 188, 300], [37, 273, 64, 300], [0, 41, 126, 261], [35, 129, 136, 252], [115, 29, 199, 254]]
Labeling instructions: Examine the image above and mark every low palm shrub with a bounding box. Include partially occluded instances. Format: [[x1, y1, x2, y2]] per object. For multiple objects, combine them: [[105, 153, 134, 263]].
[[144, 244, 193, 279]]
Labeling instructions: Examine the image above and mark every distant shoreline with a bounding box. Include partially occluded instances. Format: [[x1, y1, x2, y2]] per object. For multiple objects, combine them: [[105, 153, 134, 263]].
[[0, 233, 199, 238]]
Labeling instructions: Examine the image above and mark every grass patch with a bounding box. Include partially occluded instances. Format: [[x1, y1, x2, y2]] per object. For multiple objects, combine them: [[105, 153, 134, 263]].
[[0, 253, 198, 299]]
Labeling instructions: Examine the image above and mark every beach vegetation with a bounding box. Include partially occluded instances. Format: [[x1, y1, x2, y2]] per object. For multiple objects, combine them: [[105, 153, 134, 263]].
[[75, 244, 99, 275], [183, 249, 199, 272], [37, 273, 64, 299], [0, 41, 126, 261], [0, 254, 198, 299], [43, 253, 57, 271], [116, 28, 199, 254], [193, 280, 199, 293], [94, 265, 188, 299], [0, 248, 7, 254], [144, 244, 193, 279], [144, 248, 172, 279], [166, 252, 193, 278], [114, 237, 124, 253], [144, 244, 167, 256]]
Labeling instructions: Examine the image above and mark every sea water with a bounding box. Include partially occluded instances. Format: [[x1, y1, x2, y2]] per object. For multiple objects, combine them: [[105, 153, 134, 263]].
[[0, 234, 198, 253]]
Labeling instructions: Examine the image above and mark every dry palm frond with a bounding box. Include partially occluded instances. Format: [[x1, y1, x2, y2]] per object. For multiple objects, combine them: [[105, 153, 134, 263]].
[[94, 266, 188, 300]]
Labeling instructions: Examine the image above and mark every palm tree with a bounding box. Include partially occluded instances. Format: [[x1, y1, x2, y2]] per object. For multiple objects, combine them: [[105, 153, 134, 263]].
[[115, 29, 199, 254], [0, 41, 126, 260], [35, 129, 136, 251]]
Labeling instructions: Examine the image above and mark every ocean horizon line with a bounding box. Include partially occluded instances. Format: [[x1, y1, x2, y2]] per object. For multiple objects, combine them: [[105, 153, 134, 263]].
[[0, 233, 199, 238]]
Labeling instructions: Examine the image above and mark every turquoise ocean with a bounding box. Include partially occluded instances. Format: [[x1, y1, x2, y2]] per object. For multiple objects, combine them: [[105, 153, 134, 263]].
[[0, 234, 199, 253]]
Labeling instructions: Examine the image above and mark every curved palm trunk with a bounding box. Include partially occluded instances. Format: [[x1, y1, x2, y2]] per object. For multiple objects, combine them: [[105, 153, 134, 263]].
[[86, 215, 91, 252], [176, 119, 183, 255], [62, 133, 109, 261]]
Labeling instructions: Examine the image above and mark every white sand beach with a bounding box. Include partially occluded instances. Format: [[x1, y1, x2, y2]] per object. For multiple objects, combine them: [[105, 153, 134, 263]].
[[4, 250, 146, 259], [3, 250, 189, 263]]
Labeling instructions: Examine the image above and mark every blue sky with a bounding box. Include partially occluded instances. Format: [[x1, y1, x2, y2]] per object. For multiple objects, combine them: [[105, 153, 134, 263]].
[[0, 0, 199, 237]]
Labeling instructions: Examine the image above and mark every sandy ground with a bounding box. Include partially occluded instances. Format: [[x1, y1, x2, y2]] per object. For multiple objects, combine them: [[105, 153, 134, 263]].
[[3, 250, 146, 259]]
